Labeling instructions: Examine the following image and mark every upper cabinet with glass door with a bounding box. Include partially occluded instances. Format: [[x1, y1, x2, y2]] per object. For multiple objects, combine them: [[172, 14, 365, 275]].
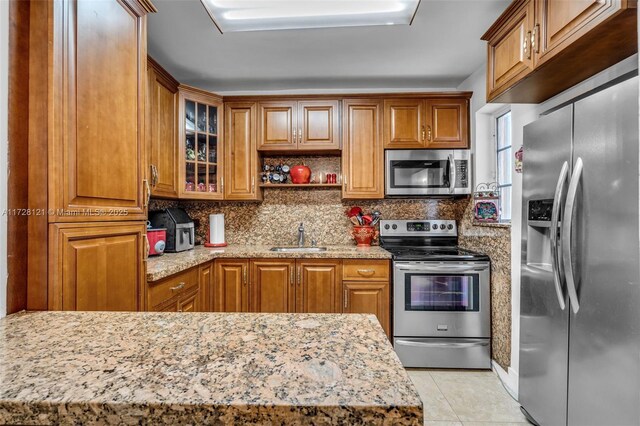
[[178, 86, 224, 200]]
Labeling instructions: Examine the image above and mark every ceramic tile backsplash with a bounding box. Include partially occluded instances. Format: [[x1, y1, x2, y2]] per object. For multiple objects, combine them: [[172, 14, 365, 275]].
[[149, 192, 512, 370]]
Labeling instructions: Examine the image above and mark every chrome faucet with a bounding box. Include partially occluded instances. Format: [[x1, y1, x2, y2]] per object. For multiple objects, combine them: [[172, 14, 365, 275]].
[[297, 222, 305, 247]]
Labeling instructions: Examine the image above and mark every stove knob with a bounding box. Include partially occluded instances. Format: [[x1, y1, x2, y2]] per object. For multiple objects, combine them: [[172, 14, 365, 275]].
[[384, 224, 390, 230], [432, 224, 438, 230], [392, 224, 398, 230], [447, 224, 454, 230], [440, 224, 446, 230]]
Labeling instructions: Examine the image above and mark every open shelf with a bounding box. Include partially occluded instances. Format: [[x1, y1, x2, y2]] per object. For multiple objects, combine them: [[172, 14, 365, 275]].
[[259, 183, 342, 188]]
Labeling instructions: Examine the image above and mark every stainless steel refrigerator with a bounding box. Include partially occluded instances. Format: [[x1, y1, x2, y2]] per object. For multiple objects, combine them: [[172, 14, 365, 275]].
[[520, 74, 640, 426]]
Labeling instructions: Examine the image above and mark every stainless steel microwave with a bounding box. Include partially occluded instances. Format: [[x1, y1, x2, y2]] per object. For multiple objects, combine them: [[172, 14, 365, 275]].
[[385, 150, 472, 196]]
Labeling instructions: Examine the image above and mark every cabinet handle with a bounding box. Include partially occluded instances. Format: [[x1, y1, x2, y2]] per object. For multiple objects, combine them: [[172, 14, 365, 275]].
[[251, 176, 255, 192], [297, 266, 301, 286], [143, 179, 150, 208], [532, 24, 540, 54], [421, 126, 426, 142], [170, 282, 185, 291], [298, 128, 302, 143], [293, 128, 297, 143], [221, 176, 224, 193], [343, 177, 347, 191], [290, 267, 295, 285], [524, 31, 532, 60], [427, 125, 432, 142], [243, 267, 247, 285], [344, 289, 348, 309], [357, 269, 375, 277]]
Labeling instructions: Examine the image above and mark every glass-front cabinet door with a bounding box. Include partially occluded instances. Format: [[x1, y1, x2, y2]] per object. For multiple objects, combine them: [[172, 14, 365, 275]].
[[179, 87, 224, 199]]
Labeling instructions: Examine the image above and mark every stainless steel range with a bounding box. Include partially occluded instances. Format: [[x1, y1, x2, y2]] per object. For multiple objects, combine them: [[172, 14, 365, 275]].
[[380, 219, 491, 369]]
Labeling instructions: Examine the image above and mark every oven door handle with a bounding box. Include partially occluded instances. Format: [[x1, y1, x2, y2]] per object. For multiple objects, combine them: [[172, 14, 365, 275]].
[[395, 265, 488, 273], [395, 339, 489, 349]]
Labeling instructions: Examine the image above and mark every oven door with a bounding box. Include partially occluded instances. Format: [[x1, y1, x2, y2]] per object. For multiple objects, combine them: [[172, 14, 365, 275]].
[[393, 262, 490, 338]]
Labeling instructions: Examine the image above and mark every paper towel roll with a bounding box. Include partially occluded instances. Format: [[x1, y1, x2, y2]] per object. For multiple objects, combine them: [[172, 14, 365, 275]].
[[208, 214, 226, 246]]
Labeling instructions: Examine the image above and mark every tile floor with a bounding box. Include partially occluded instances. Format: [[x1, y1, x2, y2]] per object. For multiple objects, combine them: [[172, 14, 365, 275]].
[[406, 369, 531, 426]]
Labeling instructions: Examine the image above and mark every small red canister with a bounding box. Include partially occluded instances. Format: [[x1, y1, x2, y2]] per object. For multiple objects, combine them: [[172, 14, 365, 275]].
[[147, 228, 167, 256]]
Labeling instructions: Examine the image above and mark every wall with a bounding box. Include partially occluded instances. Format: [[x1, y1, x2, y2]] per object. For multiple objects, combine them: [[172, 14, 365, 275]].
[[0, 0, 9, 318]]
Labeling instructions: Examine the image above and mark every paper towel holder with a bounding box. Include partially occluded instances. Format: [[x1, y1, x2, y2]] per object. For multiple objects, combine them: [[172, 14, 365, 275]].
[[204, 213, 228, 248]]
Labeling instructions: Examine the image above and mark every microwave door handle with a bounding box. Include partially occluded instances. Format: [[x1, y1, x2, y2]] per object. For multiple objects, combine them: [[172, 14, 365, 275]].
[[448, 154, 456, 193], [562, 157, 583, 314], [550, 161, 569, 310]]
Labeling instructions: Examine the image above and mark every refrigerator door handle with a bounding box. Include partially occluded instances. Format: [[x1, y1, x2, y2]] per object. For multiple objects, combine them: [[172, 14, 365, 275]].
[[562, 157, 583, 314], [550, 161, 569, 310]]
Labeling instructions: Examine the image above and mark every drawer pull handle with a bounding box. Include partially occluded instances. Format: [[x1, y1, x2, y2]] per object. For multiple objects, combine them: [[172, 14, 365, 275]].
[[357, 269, 375, 277], [170, 282, 185, 291]]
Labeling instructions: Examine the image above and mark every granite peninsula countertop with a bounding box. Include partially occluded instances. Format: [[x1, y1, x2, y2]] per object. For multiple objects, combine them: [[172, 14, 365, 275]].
[[0, 311, 423, 425], [147, 244, 392, 282]]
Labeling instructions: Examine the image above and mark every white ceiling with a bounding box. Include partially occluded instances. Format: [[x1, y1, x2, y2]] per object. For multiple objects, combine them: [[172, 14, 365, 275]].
[[147, 0, 509, 94]]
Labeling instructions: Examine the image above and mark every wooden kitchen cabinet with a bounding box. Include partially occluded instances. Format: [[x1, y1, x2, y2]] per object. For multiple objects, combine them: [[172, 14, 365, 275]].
[[482, 0, 636, 103], [179, 86, 224, 200], [250, 260, 296, 313], [258, 101, 297, 150], [484, 0, 536, 102], [214, 259, 249, 312], [48, 0, 154, 222], [343, 282, 390, 337], [383, 99, 426, 149], [147, 57, 179, 199], [296, 260, 342, 313], [342, 260, 391, 338], [49, 222, 146, 311], [341, 99, 384, 199], [148, 266, 200, 312], [424, 98, 469, 149], [258, 100, 340, 151], [199, 261, 214, 311], [224, 102, 262, 201]]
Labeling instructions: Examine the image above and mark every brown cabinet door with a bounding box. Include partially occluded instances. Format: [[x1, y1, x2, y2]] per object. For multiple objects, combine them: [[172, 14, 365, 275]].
[[147, 59, 179, 199], [424, 98, 470, 149], [383, 99, 426, 149], [297, 100, 340, 151], [179, 88, 225, 200], [214, 259, 249, 312], [178, 287, 200, 313], [343, 282, 390, 338], [296, 260, 342, 313], [536, 0, 616, 63], [341, 99, 384, 199], [258, 101, 297, 150], [50, 0, 148, 221], [49, 222, 146, 311], [199, 262, 213, 312], [486, 0, 535, 100], [250, 260, 295, 313], [224, 102, 260, 200]]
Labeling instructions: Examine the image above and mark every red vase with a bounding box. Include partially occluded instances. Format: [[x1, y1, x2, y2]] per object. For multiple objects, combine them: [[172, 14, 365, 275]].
[[290, 164, 311, 184], [351, 225, 378, 247]]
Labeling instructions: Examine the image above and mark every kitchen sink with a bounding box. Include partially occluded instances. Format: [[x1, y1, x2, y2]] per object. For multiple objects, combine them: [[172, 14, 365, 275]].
[[269, 246, 328, 253]]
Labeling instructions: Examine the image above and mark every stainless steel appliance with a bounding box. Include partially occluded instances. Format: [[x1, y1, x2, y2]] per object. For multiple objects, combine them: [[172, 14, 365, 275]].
[[148, 208, 195, 253], [380, 219, 491, 369], [385, 150, 471, 196], [520, 74, 640, 426]]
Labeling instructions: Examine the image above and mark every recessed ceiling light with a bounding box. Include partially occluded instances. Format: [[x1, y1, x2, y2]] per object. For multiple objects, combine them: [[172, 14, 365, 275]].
[[200, 0, 421, 33]]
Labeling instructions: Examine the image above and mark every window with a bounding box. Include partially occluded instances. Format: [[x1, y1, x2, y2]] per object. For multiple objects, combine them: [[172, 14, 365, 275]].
[[496, 110, 512, 222]]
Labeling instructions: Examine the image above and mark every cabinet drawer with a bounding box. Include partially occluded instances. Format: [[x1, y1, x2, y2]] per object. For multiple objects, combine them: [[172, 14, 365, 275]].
[[148, 268, 199, 309], [343, 260, 389, 281]]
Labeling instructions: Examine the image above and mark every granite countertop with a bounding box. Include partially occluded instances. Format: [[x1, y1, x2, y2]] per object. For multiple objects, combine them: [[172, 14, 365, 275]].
[[147, 244, 392, 282], [0, 311, 423, 425]]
